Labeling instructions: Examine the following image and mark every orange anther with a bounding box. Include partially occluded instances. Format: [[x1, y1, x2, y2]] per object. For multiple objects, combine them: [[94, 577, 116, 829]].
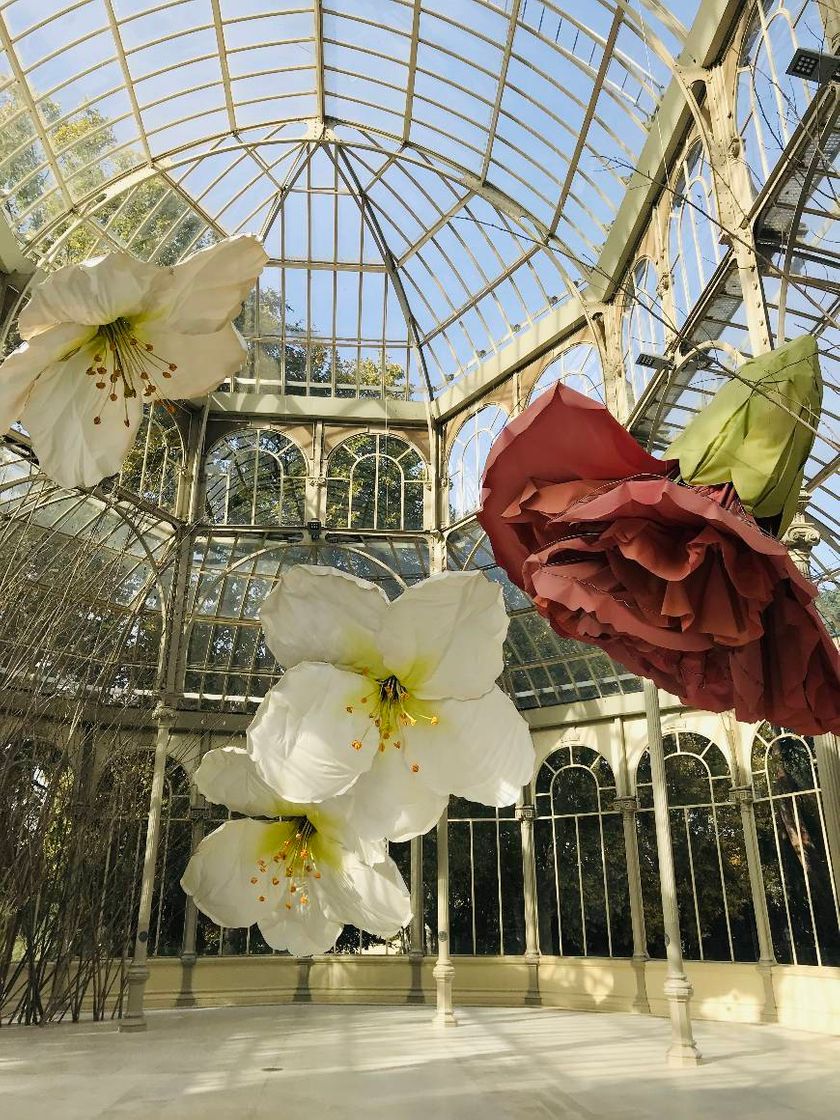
[[410, 763, 420, 773]]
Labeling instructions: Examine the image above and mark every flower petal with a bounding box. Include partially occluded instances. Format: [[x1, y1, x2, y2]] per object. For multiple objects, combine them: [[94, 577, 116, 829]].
[[403, 686, 534, 805], [0, 323, 95, 434], [194, 746, 284, 818], [137, 322, 247, 400], [309, 797, 388, 867], [259, 564, 388, 674], [377, 571, 508, 700], [258, 902, 343, 956], [349, 746, 448, 842], [318, 849, 412, 937], [181, 818, 288, 929], [18, 254, 162, 337], [144, 235, 268, 334], [21, 339, 143, 488], [248, 664, 377, 803]]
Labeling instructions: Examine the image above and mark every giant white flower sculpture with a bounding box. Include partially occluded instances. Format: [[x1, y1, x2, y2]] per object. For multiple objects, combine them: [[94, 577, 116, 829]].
[[181, 746, 411, 956], [249, 566, 535, 842], [0, 236, 268, 489]]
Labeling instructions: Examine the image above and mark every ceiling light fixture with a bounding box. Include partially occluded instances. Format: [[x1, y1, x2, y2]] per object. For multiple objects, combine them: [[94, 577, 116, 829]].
[[786, 48, 840, 84]]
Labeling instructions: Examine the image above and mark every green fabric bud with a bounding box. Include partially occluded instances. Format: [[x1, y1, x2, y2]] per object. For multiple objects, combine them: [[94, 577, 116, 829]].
[[665, 335, 822, 535]]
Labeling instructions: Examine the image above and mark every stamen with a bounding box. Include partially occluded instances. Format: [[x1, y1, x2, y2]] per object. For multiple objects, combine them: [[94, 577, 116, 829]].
[[86, 317, 178, 428]]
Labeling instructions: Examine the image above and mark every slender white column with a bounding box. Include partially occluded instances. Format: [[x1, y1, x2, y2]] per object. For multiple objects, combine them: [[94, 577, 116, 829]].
[[432, 807, 457, 1027], [613, 795, 650, 1013], [814, 734, 840, 899], [730, 784, 777, 1022], [120, 705, 174, 1032], [517, 789, 541, 1006], [643, 679, 701, 1066]]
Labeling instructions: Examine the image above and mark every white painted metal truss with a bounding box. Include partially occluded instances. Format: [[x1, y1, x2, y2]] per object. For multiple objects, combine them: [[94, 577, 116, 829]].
[[0, 0, 699, 399]]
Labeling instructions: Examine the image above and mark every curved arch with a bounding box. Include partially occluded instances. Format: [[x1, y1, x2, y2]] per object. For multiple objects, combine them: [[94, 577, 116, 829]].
[[447, 404, 507, 523], [325, 432, 426, 531], [668, 139, 723, 326], [621, 257, 667, 406], [204, 427, 307, 527], [527, 342, 604, 406], [533, 742, 631, 958]]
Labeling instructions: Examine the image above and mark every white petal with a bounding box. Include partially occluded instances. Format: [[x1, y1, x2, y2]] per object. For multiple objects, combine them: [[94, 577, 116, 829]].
[[350, 746, 448, 842], [21, 340, 143, 488], [137, 322, 247, 400], [194, 746, 284, 818], [309, 796, 388, 867], [258, 901, 343, 956], [403, 686, 535, 805], [181, 818, 289, 929], [0, 323, 94, 434], [318, 849, 412, 937], [18, 254, 161, 337], [144, 235, 268, 334], [259, 564, 389, 674], [247, 665, 377, 803], [377, 571, 508, 700]]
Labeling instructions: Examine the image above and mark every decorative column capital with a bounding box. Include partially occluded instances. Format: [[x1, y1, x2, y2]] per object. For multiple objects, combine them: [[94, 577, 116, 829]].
[[613, 796, 639, 815], [153, 702, 177, 729], [515, 804, 536, 822]]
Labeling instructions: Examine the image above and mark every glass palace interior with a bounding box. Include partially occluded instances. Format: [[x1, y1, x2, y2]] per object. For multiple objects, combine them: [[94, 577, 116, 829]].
[[0, 0, 838, 1043]]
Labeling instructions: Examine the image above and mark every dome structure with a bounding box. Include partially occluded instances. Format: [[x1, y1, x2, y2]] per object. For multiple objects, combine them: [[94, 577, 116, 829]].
[[0, 0, 839, 1097]]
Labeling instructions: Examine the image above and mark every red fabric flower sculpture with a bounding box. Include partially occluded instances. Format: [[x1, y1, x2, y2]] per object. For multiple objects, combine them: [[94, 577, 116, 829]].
[[478, 380, 840, 736]]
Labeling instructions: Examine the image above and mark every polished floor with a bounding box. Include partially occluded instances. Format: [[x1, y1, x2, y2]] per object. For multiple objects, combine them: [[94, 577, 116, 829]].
[[2, 1004, 839, 1119]]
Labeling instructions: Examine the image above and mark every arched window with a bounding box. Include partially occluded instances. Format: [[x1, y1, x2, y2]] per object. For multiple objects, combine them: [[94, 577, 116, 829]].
[[527, 342, 604, 405], [119, 404, 183, 514], [447, 405, 507, 522], [204, 428, 307, 527], [325, 433, 426, 531], [669, 142, 723, 326], [621, 259, 668, 406], [751, 724, 840, 966], [534, 745, 632, 957], [737, 2, 827, 190], [636, 732, 756, 962], [448, 797, 524, 955]]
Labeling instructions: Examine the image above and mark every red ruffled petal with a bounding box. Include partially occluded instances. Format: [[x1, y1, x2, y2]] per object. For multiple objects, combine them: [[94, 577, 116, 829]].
[[478, 384, 840, 736]]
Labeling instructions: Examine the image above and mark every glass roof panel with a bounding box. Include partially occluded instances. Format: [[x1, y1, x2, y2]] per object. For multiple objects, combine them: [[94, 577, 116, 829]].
[[0, 0, 703, 399]]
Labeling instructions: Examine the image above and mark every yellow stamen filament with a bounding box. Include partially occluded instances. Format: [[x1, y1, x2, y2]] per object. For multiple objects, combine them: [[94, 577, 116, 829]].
[[349, 673, 439, 759], [249, 817, 321, 914], [84, 317, 178, 428]]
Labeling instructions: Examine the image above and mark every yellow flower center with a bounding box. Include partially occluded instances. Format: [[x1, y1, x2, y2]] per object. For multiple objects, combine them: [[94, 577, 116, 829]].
[[251, 817, 319, 910], [346, 672, 438, 773], [84, 317, 178, 427]]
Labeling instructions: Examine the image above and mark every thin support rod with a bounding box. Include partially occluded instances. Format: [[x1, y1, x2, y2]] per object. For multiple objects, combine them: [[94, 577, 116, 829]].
[[432, 807, 457, 1027]]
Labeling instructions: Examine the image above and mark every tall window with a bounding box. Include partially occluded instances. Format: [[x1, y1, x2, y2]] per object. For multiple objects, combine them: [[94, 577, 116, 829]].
[[669, 142, 723, 326], [119, 405, 183, 514], [204, 428, 307, 526], [448, 797, 524, 955], [636, 732, 757, 962], [527, 342, 604, 405], [325, 433, 426, 531], [621, 259, 668, 406], [447, 405, 507, 522], [534, 745, 632, 957], [737, 2, 827, 190], [751, 724, 840, 966]]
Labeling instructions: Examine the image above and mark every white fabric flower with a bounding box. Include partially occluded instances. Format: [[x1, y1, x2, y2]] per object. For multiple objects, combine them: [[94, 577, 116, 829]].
[[249, 566, 535, 842], [0, 236, 268, 488], [181, 746, 411, 956]]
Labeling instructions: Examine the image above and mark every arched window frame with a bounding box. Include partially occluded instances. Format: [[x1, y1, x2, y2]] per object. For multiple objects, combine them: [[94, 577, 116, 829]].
[[668, 141, 723, 326], [447, 405, 507, 523], [736, 1, 827, 190], [621, 258, 668, 406], [534, 744, 631, 958], [527, 342, 605, 406], [324, 432, 426, 531], [204, 427, 308, 527], [636, 731, 756, 963], [751, 724, 840, 966]]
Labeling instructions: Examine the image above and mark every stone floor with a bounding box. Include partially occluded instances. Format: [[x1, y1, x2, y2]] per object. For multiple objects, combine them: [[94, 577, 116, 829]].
[[2, 1004, 839, 1119]]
